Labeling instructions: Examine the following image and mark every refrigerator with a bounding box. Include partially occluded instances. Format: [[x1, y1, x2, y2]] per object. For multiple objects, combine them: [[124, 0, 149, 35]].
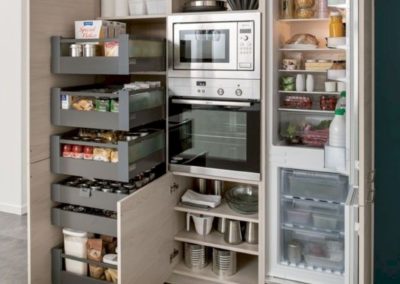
[[265, 0, 374, 283]]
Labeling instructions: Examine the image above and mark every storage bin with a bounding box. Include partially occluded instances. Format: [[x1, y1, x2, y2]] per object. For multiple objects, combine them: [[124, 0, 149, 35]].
[[129, 0, 146, 15], [286, 209, 311, 226], [146, 0, 166, 14], [312, 213, 339, 230], [63, 228, 88, 276]]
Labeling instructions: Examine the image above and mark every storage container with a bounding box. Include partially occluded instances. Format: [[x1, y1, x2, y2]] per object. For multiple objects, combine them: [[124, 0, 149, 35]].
[[129, 0, 146, 15], [63, 228, 88, 276], [286, 209, 311, 226], [312, 213, 339, 230], [146, 0, 166, 14]]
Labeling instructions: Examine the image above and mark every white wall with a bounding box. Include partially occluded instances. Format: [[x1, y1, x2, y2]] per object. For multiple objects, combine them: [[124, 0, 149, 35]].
[[0, 0, 28, 215]]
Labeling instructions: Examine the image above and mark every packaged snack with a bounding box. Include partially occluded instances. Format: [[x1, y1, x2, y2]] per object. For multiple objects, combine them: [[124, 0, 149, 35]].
[[87, 239, 105, 279], [93, 148, 112, 162]]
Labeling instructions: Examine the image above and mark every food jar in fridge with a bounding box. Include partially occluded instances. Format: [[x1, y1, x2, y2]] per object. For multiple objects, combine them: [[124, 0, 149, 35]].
[[63, 228, 89, 275]]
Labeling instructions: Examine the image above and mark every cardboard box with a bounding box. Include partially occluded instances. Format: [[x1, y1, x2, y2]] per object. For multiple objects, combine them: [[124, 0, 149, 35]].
[[75, 20, 127, 39]]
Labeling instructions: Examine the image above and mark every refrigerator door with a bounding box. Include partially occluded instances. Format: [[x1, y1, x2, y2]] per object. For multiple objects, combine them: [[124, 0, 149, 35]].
[[344, 187, 359, 284]]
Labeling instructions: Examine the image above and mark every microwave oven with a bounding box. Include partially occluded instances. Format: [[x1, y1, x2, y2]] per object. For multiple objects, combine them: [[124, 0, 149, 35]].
[[167, 12, 261, 80]]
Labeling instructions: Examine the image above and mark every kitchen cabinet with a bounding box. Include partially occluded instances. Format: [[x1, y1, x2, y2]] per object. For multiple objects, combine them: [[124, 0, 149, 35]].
[[28, 0, 373, 284]]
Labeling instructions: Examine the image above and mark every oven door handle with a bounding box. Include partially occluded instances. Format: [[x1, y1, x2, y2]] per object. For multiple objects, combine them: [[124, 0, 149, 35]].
[[171, 99, 252, 108]]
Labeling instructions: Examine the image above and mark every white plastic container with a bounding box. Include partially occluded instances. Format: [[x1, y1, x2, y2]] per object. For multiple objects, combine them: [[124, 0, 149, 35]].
[[115, 0, 129, 16], [306, 74, 314, 92], [325, 144, 346, 171], [63, 228, 88, 276], [146, 0, 166, 15], [129, 0, 146, 15], [329, 108, 346, 147], [335, 91, 346, 110], [101, 0, 116, 17], [296, 74, 305, 92]]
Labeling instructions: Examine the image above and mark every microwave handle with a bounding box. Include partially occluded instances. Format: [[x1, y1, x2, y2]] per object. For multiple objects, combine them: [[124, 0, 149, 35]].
[[171, 99, 251, 108]]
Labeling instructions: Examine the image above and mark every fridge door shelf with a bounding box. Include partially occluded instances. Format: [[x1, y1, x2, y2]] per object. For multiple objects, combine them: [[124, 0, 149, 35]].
[[52, 246, 116, 284], [52, 86, 165, 131], [51, 129, 165, 182], [51, 35, 166, 75], [51, 207, 117, 237]]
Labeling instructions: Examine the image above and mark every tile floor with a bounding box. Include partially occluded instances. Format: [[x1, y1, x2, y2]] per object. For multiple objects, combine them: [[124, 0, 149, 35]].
[[0, 212, 27, 284]]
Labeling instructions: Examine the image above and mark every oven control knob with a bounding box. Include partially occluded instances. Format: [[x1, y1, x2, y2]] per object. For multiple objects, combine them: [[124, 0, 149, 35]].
[[217, 88, 224, 96], [235, 89, 243, 96], [242, 35, 249, 41]]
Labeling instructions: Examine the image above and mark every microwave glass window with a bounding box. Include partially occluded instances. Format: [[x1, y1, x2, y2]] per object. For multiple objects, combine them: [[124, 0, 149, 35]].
[[179, 30, 229, 63]]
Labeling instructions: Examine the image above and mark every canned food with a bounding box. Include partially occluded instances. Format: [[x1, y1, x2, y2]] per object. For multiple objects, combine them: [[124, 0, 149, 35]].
[[70, 44, 82, 57], [62, 144, 73, 158], [110, 98, 119, 113], [95, 97, 110, 112], [72, 145, 83, 159], [61, 94, 71, 109], [83, 43, 97, 57], [83, 146, 94, 160]]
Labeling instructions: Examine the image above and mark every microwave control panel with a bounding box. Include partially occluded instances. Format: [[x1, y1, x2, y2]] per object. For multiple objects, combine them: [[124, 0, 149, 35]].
[[238, 21, 254, 70]]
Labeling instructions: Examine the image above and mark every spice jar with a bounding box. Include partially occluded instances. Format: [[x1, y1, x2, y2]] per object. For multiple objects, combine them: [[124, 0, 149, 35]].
[[96, 97, 110, 112], [72, 145, 83, 159], [110, 98, 119, 113], [83, 146, 94, 160], [329, 12, 345, 37], [83, 43, 97, 57], [280, 0, 294, 19], [62, 144, 73, 158], [70, 44, 82, 57]]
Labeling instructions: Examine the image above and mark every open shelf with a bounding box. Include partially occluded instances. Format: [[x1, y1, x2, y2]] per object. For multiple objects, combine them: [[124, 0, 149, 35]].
[[175, 229, 259, 256], [175, 201, 258, 223], [173, 255, 258, 284], [99, 14, 167, 22], [279, 90, 340, 95], [278, 18, 329, 22], [171, 171, 261, 186], [278, 108, 335, 115], [279, 69, 328, 73]]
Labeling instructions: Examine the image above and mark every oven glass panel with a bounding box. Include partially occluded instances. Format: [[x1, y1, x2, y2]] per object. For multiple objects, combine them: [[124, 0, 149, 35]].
[[179, 30, 230, 63], [169, 101, 260, 173]]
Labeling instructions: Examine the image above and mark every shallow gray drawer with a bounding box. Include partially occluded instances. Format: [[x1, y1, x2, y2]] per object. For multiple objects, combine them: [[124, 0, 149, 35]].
[[51, 86, 165, 131], [51, 129, 165, 182], [51, 35, 166, 75], [51, 207, 117, 237], [51, 183, 127, 211]]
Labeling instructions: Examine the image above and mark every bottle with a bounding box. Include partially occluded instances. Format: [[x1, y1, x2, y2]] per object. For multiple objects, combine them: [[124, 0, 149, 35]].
[[329, 109, 346, 147], [316, 0, 328, 18], [296, 74, 305, 92], [306, 74, 314, 92], [280, 0, 294, 19], [329, 12, 345, 37], [336, 91, 347, 110]]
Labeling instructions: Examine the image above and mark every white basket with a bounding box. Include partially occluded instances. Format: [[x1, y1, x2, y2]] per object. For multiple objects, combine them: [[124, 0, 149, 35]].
[[63, 228, 88, 276], [146, 0, 166, 15], [129, 0, 146, 15]]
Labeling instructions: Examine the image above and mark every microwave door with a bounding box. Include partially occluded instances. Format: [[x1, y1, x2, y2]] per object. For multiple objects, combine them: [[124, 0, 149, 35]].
[[173, 22, 238, 71]]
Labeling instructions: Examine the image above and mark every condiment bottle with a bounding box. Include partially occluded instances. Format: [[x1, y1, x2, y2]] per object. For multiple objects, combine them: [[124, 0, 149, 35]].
[[329, 12, 345, 37]]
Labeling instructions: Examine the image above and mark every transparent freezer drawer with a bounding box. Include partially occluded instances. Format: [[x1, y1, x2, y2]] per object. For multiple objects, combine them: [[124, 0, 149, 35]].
[[282, 169, 349, 202]]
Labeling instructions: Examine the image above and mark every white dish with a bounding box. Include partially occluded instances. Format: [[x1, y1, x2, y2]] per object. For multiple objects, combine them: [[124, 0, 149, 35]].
[[284, 44, 318, 50]]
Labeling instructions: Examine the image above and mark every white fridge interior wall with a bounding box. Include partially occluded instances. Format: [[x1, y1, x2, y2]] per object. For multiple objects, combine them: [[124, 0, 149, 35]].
[[0, 0, 28, 215]]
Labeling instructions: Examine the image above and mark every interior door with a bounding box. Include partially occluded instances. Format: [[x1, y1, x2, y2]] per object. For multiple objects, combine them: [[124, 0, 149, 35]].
[[356, 0, 375, 283], [117, 173, 191, 283]]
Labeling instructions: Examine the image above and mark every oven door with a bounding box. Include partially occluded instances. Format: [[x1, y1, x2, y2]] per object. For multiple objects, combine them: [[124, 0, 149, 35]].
[[168, 98, 260, 181], [173, 22, 238, 71]]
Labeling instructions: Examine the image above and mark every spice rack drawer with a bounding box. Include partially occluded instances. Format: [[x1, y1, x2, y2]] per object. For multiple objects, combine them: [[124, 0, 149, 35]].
[[51, 35, 166, 75], [51, 183, 127, 211], [50, 129, 165, 182], [51, 207, 117, 237], [52, 247, 115, 284], [51, 86, 165, 131]]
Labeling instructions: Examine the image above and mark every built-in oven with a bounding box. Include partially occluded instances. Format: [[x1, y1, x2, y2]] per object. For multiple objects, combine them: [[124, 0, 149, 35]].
[[167, 12, 261, 80], [168, 94, 261, 181]]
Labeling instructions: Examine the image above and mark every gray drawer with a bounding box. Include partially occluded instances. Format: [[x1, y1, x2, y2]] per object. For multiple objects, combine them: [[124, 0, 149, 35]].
[[52, 247, 116, 284], [51, 35, 166, 75], [51, 86, 165, 131], [51, 183, 127, 211], [51, 129, 165, 182], [51, 207, 117, 237]]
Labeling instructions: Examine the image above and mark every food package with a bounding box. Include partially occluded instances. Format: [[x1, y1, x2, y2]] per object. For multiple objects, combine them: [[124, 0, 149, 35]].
[[72, 97, 95, 111], [98, 131, 117, 143], [283, 95, 312, 109], [105, 268, 118, 283], [75, 20, 111, 39], [104, 41, 119, 57], [111, 150, 119, 163], [79, 128, 98, 139], [93, 148, 112, 162], [285, 33, 319, 46], [87, 239, 105, 279], [305, 62, 334, 71], [101, 235, 117, 254]]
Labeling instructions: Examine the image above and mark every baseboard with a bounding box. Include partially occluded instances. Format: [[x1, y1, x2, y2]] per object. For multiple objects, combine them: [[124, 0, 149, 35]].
[[0, 202, 27, 215]]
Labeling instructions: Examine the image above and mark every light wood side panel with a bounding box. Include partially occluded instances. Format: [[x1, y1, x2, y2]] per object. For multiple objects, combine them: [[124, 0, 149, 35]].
[[28, 159, 62, 284], [118, 173, 191, 284], [30, 0, 99, 163]]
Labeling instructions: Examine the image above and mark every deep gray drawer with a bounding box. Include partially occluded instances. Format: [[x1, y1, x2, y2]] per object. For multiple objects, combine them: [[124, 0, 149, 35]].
[[51, 35, 166, 75], [51, 183, 127, 211], [52, 247, 116, 284], [51, 207, 117, 237], [51, 129, 165, 182], [51, 86, 165, 131]]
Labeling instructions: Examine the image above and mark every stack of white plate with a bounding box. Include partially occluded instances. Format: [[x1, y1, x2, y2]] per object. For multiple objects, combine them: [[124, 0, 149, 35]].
[[184, 243, 208, 271], [212, 248, 237, 277]]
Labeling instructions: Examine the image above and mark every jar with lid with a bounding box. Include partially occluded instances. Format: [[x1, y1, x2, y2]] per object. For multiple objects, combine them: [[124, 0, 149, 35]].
[[70, 44, 82, 57], [280, 0, 294, 19], [329, 12, 345, 37]]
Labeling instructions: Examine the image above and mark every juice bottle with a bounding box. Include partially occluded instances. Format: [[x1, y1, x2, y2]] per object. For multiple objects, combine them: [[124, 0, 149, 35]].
[[329, 12, 345, 37]]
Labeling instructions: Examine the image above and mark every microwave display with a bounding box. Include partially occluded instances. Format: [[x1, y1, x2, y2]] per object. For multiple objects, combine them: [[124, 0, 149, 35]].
[[179, 29, 230, 63]]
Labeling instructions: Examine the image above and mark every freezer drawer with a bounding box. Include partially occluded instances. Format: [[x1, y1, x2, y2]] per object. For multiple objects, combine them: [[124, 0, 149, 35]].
[[51, 128, 165, 182], [51, 86, 165, 131], [51, 35, 166, 75], [282, 169, 349, 203]]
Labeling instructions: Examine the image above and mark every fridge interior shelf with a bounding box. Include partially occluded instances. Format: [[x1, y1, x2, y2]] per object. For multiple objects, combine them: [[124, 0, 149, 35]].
[[51, 207, 117, 237], [278, 108, 335, 115], [51, 86, 165, 131], [51, 181, 128, 212], [51, 129, 165, 182], [174, 229, 259, 256], [51, 34, 166, 75], [52, 246, 116, 284]]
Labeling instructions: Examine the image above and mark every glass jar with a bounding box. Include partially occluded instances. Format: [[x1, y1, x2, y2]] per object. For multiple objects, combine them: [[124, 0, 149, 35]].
[[329, 12, 345, 37], [280, 0, 295, 19]]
